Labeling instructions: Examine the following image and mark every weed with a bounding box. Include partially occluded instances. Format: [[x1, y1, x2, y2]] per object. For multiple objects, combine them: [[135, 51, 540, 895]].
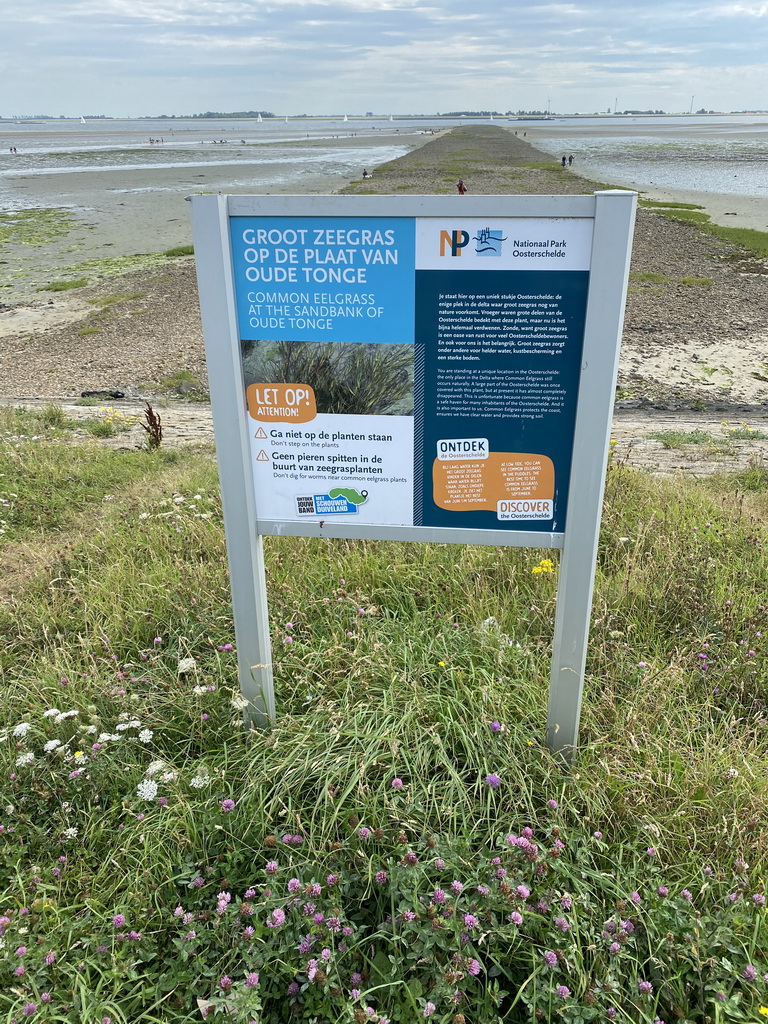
[[679, 276, 713, 287], [163, 245, 194, 257], [83, 407, 138, 439], [37, 278, 89, 292], [722, 421, 768, 441], [629, 271, 669, 285], [649, 429, 715, 448], [140, 401, 163, 450]]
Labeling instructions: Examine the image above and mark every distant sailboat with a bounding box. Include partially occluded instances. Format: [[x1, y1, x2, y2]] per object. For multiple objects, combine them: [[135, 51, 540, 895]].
[[80, 116, 86, 124], [343, 115, 348, 122], [285, 116, 289, 123], [257, 113, 262, 123]]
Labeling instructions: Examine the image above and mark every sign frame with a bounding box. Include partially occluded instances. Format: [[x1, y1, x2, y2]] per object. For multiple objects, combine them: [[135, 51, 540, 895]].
[[189, 192, 636, 752]]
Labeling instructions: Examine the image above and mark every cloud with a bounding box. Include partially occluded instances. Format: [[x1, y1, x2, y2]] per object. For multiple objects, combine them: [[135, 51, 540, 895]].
[[2, 0, 765, 115]]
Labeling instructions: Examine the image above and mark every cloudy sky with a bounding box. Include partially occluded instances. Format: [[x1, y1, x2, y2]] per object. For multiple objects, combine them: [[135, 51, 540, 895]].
[[3, 0, 766, 118]]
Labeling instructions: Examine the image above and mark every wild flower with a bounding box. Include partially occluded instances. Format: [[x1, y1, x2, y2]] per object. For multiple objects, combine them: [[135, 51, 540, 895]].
[[13, 722, 32, 738], [136, 778, 158, 801], [221, 798, 236, 812], [391, 777, 403, 788], [531, 558, 555, 574], [543, 950, 558, 968], [484, 773, 501, 788]]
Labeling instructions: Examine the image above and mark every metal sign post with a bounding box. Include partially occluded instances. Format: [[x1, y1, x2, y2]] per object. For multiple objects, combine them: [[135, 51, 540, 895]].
[[189, 191, 636, 752]]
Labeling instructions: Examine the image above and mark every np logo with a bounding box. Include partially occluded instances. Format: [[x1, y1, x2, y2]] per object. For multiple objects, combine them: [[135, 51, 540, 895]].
[[439, 227, 507, 257]]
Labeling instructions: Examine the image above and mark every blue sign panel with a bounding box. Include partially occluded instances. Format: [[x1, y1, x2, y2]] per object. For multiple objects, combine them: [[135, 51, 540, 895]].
[[230, 216, 416, 344]]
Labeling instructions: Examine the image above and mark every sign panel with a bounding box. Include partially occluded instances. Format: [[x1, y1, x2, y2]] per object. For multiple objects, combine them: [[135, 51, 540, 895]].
[[190, 192, 637, 754], [229, 215, 593, 535]]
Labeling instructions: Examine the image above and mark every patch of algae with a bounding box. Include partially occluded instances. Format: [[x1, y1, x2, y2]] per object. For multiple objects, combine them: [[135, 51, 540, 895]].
[[0, 208, 77, 248]]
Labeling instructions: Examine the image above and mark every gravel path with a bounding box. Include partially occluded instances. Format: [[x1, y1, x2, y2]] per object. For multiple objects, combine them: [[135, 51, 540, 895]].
[[1, 125, 766, 474]]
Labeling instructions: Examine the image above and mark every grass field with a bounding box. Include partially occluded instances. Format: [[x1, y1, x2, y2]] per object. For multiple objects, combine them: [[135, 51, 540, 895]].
[[1, 408, 767, 1023]]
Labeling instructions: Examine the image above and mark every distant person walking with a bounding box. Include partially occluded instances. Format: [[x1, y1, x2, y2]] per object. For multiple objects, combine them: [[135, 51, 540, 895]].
[[568, 154, 574, 166], [456, 179, 467, 195], [561, 155, 567, 167]]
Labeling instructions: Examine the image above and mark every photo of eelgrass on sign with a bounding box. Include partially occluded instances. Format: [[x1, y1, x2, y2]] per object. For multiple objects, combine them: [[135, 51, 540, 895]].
[[0, 405, 767, 1021], [242, 338, 415, 415]]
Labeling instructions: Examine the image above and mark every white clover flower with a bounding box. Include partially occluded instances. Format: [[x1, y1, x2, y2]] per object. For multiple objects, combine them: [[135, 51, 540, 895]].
[[136, 778, 158, 801], [13, 722, 32, 738], [138, 729, 153, 743], [190, 775, 210, 789], [15, 752, 35, 767], [145, 760, 166, 777], [43, 709, 61, 718], [44, 739, 63, 752], [178, 657, 197, 675]]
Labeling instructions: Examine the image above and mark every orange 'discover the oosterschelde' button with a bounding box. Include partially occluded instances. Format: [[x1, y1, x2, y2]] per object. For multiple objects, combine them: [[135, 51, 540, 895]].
[[246, 383, 317, 424]]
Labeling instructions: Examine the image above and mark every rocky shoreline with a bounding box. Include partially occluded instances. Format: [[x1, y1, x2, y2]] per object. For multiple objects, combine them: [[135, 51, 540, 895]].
[[0, 125, 766, 474]]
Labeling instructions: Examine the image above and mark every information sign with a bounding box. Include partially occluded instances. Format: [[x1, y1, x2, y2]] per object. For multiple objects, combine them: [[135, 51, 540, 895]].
[[189, 193, 636, 753]]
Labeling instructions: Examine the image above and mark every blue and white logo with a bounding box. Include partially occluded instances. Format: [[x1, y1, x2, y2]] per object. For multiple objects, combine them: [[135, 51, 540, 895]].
[[473, 227, 507, 257]]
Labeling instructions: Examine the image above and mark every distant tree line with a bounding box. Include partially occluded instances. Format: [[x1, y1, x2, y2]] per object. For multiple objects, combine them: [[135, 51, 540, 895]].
[[441, 110, 504, 117], [186, 111, 276, 119]]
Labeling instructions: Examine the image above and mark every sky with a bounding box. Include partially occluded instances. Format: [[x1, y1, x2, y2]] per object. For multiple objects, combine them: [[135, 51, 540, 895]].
[[3, 0, 767, 118]]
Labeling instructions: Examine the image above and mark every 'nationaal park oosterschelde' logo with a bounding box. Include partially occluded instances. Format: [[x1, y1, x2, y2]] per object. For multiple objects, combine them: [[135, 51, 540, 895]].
[[439, 227, 507, 257]]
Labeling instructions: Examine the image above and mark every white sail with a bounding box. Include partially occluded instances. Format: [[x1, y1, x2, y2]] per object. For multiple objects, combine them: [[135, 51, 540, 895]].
[[257, 113, 262, 123]]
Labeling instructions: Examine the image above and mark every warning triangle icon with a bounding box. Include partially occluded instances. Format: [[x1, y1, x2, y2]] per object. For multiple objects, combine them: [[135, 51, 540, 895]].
[[253, 427, 267, 439], [256, 450, 270, 462]]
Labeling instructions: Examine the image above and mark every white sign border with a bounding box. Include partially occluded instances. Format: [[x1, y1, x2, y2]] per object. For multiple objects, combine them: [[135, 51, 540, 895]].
[[189, 192, 637, 752]]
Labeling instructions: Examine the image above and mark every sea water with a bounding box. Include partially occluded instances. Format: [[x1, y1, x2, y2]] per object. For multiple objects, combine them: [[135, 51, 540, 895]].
[[520, 114, 768, 200]]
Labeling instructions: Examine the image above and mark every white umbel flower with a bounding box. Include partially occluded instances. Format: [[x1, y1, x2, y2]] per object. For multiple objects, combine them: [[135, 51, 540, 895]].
[[136, 778, 158, 801]]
